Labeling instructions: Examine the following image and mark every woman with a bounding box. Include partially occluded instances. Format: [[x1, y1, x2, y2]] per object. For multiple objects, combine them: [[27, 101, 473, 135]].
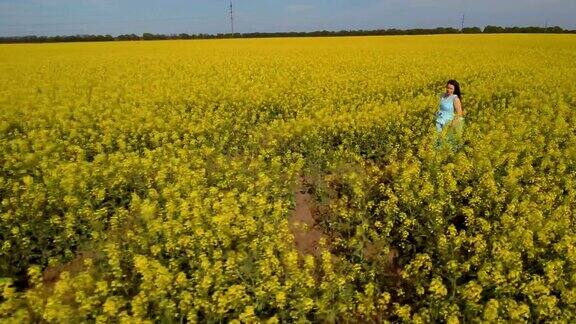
[[435, 79, 465, 149]]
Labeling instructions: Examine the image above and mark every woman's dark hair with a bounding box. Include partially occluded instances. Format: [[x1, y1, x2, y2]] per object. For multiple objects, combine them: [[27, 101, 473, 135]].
[[447, 79, 462, 100]]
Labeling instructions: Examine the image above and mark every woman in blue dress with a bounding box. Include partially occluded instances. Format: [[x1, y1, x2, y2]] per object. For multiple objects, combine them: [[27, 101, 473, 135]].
[[435, 79, 465, 149]]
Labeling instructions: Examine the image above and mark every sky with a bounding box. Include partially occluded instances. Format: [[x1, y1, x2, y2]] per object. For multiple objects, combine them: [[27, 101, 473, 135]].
[[0, 0, 575, 37]]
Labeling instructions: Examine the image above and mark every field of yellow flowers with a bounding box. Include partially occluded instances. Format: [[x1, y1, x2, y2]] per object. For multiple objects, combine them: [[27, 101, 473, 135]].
[[1, 34, 576, 322]]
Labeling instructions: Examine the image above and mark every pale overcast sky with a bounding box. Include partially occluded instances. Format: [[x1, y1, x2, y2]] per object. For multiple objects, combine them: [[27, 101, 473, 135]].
[[1, 0, 575, 36]]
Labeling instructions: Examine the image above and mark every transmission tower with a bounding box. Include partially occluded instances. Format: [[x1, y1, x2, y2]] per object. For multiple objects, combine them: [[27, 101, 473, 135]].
[[229, 0, 234, 35], [461, 13, 465, 32]]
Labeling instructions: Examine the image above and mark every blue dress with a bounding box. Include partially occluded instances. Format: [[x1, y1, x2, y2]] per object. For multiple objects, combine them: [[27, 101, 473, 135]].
[[435, 94, 456, 133]]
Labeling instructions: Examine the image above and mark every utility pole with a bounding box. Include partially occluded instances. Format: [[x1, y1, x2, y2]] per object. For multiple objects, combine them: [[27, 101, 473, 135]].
[[229, 0, 234, 36]]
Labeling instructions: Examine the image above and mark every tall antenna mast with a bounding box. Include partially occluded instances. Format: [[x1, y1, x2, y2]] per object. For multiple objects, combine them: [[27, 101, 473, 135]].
[[229, 0, 234, 35]]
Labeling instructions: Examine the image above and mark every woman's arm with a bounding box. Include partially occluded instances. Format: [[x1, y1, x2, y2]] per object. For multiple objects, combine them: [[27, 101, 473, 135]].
[[451, 97, 464, 125]]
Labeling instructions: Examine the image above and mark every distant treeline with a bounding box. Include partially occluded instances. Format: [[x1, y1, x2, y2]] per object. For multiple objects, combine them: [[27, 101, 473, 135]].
[[1, 26, 574, 44]]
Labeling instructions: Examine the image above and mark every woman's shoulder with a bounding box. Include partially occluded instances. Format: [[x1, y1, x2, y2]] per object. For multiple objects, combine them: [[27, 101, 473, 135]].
[[439, 93, 456, 99]]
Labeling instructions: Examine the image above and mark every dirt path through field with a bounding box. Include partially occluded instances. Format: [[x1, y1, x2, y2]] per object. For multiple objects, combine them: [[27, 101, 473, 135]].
[[288, 179, 324, 257]]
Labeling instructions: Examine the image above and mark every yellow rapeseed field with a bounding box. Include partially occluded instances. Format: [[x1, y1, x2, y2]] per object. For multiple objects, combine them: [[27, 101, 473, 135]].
[[1, 34, 576, 322]]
